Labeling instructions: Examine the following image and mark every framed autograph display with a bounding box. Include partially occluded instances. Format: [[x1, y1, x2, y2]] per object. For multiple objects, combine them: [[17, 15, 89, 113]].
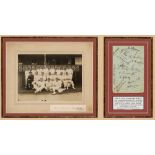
[[1, 37, 97, 118], [104, 37, 153, 117]]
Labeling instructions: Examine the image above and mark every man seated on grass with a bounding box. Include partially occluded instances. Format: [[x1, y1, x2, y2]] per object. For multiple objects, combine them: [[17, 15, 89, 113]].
[[33, 78, 45, 94], [45, 78, 53, 92], [52, 78, 66, 95]]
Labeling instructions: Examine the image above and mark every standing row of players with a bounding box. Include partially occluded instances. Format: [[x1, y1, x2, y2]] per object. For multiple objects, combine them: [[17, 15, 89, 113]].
[[25, 67, 75, 94]]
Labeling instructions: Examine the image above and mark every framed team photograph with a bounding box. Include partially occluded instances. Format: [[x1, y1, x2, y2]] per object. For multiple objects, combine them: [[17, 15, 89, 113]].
[[104, 37, 153, 117], [1, 37, 97, 118]]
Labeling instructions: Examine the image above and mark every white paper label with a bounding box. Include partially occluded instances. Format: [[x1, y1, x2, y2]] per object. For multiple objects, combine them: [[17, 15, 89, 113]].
[[113, 97, 144, 110], [50, 105, 86, 112]]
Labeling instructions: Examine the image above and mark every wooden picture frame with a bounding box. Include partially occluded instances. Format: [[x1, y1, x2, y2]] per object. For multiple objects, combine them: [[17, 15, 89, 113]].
[[104, 37, 153, 118], [1, 37, 97, 118]]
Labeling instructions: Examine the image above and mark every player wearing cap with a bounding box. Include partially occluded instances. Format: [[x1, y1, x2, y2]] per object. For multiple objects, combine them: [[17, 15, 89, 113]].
[[49, 66, 55, 75]]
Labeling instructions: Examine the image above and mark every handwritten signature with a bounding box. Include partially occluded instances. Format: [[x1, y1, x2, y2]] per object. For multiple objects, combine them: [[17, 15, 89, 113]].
[[113, 46, 144, 93]]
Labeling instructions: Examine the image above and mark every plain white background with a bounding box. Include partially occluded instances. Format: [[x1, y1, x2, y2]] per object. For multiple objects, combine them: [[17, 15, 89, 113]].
[[0, 0, 155, 155]]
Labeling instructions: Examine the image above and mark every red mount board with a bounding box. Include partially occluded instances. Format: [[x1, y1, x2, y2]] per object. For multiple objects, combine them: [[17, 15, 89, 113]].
[[104, 37, 153, 117]]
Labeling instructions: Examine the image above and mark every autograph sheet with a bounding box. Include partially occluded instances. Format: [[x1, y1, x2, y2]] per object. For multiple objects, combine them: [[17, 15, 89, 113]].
[[113, 46, 144, 93]]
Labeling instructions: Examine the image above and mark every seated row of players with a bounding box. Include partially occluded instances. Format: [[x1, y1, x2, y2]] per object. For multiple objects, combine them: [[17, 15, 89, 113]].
[[26, 67, 75, 94]]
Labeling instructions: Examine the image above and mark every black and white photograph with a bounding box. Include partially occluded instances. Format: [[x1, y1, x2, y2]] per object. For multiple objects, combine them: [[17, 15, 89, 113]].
[[18, 54, 82, 103], [2, 37, 96, 117]]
